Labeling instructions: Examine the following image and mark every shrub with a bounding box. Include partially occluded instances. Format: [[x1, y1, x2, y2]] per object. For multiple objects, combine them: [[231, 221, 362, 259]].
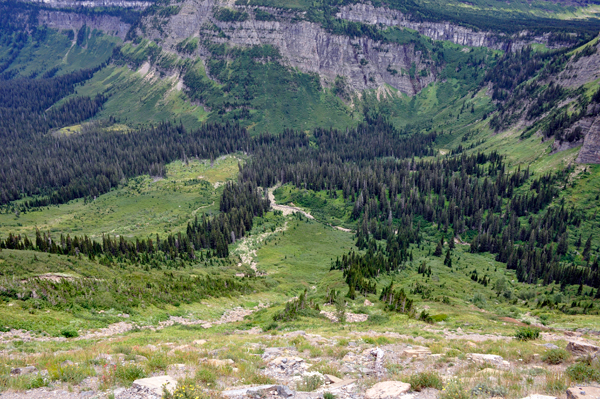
[[440, 379, 469, 399], [146, 352, 168, 372], [542, 349, 570, 365], [60, 327, 79, 338], [419, 310, 434, 324], [514, 326, 540, 341], [163, 383, 212, 399], [196, 365, 217, 385], [113, 364, 146, 385], [48, 363, 95, 384], [323, 393, 336, 399], [409, 371, 443, 391], [431, 314, 449, 322], [367, 314, 389, 324], [545, 372, 569, 394], [296, 375, 323, 391], [566, 360, 600, 382], [470, 383, 507, 397]]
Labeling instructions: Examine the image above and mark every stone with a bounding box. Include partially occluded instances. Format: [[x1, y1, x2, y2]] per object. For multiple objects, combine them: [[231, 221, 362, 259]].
[[135, 355, 148, 362], [132, 375, 177, 395], [402, 347, 431, 357], [566, 386, 600, 399], [360, 367, 376, 375], [206, 358, 235, 367], [222, 385, 295, 397], [468, 353, 510, 367], [566, 341, 600, 356], [543, 343, 559, 350], [522, 395, 557, 399], [194, 339, 207, 345], [61, 360, 75, 367], [10, 366, 37, 376], [324, 374, 343, 384], [327, 379, 357, 390], [365, 381, 411, 399], [371, 347, 385, 362]]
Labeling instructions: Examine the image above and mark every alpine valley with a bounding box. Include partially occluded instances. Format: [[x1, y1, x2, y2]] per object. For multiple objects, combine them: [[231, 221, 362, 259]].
[[1, 0, 600, 397]]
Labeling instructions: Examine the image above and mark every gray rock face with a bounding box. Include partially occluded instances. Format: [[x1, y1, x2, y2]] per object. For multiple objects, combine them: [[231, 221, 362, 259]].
[[138, 0, 433, 94], [337, 3, 495, 48], [576, 116, 600, 164], [19, 0, 150, 9], [566, 340, 600, 356], [38, 10, 131, 39], [336, 3, 561, 51]]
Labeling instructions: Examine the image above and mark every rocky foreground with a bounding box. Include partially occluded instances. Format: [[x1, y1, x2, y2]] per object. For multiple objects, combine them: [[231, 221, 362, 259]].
[[1, 326, 599, 399]]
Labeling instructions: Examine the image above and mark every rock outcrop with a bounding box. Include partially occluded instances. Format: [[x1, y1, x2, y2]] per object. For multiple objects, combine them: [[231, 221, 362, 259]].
[[576, 116, 600, 164], [365, 381, 411, 399], [566, 386, 600, 399], [38, 10, 131, 39], [19, 0, 150, 9], [566, 340, 600, 356]]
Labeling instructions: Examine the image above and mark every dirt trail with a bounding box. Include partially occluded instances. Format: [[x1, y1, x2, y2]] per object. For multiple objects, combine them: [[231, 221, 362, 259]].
[[267, 186, 352, 233], [267, 186, 314, 219]]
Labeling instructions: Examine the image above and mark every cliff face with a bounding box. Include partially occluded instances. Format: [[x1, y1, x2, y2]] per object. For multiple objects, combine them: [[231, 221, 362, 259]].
[[337, 3, 497, 48], [337, 3, 558, 51], [141, 1, 434, 95], [38, 10, 131, 39], [20, 0, 150, 8], [27, 0, 560, 96]]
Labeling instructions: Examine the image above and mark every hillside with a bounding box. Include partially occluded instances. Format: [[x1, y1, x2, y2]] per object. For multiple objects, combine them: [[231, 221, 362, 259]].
[[1, 0, 600, 398]]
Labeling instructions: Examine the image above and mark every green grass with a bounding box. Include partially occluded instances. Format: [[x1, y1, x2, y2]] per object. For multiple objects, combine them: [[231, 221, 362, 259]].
[[0, 28, 119, 78], [0, 156, 241, 239]]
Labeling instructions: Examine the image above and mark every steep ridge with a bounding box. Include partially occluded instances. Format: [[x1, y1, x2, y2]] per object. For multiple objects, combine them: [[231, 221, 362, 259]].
[[336, 3, 556, 50], [38, 10, 131, 39], [137, 2, 435, 94]]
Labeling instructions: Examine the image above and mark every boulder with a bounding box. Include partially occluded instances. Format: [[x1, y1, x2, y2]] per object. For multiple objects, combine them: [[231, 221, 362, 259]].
[[222, 385, 295, 398], [10, 366, 37, 376], [327, 379, 357, 390], [366, 381, 411, 399], [324, 374, 343, 384], [521, 395, 557, 399], [566, 341, 600, 357], [543, 343, 559, 350], [402, 347, 431, 357], [132, 375, 177, 395], [566, 386, 600, 399], [468, 353, 510, 367]]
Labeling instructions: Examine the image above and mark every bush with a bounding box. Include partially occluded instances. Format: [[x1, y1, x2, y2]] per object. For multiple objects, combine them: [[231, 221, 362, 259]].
[[195, 365, 217, 385], [431, 314, 449, 322], [542, 349, 570, 365], [514, 326, 540, 341], [545, 372, 569, 394], [440, 379, 469, 399], [470, 383, 507, 397], [296, 375, 323, 391], [409, 371, 443, 391], [48, 363, 94, 384], [323, 393, 336, 399], [60, 327, 79, 338], [567, 360, 600, 382], [163, 383, 212, 399]]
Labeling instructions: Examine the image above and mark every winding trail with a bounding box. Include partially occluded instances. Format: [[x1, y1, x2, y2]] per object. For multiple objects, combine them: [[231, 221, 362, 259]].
[[267, 186, 314, 219]]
